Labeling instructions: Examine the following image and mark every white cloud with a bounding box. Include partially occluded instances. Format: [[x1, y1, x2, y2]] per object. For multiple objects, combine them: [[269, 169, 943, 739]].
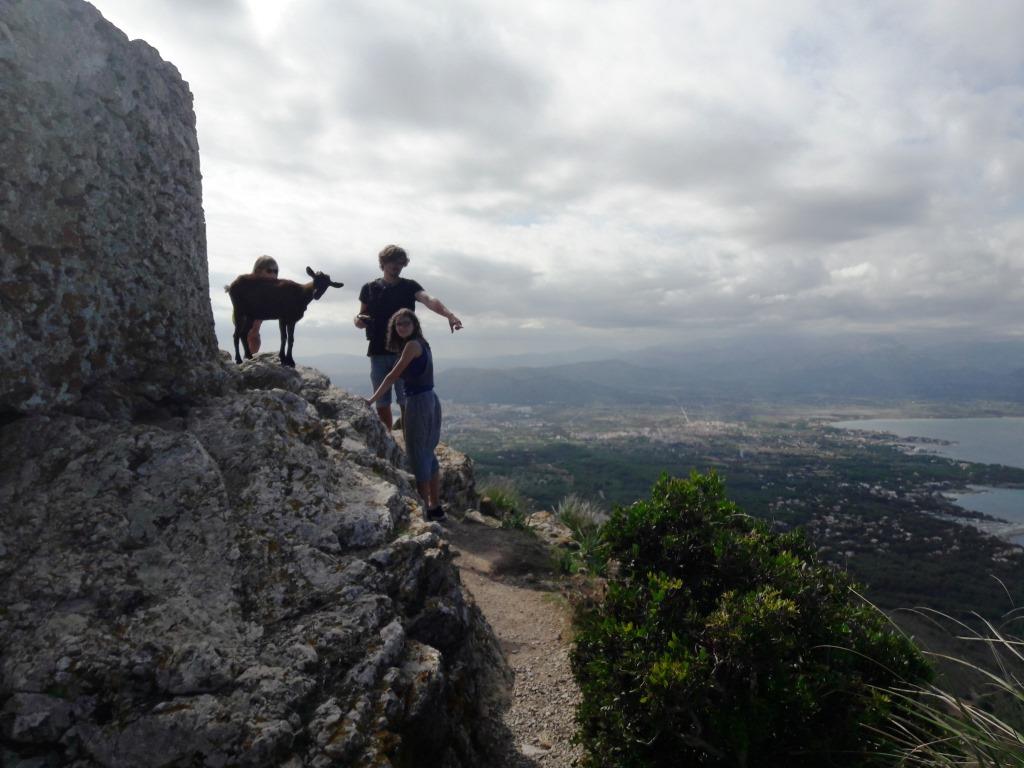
[[88, 0, 1024, 360]]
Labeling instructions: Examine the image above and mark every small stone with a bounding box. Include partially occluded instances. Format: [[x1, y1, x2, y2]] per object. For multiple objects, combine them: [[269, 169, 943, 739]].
[[464, 510, 501, 528]]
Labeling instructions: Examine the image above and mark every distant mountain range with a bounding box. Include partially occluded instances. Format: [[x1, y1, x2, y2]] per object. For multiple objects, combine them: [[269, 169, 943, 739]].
[[305, 334, 1024, 406]]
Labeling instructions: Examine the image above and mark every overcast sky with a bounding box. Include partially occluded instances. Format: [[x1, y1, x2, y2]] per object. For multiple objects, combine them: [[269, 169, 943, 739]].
[[90, 0, 1024, 361]]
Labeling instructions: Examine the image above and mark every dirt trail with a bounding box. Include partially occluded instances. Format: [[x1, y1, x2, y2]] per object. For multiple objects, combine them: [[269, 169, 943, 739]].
[[444, 518, 584, 767]]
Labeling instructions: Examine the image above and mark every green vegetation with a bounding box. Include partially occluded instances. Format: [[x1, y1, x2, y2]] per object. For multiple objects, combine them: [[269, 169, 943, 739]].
[[473, 439, 678, 511], [480, 477, 527, 515], [452, 407, 1024, 623], [571, 472, 933, 768], [555, 494, 610, 576], [479, 478, 531, 530], [882, 613, 1024, 766], [499, 510, 530, 531]]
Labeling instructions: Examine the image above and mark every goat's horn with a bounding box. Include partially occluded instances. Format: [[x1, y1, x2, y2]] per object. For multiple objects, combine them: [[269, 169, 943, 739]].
[[306, 266, 315, 277]]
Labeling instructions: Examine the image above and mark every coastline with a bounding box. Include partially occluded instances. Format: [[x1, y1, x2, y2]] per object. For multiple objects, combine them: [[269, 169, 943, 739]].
[[833, 417, 1024, 546]]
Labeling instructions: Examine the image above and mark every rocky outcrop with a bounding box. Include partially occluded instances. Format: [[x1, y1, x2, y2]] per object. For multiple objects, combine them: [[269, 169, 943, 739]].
[[0, 0, 222, 416], [526, 512, 578, 550], [437, 444, 480, 514], [0, 2, 511, 764], [1, 365, 511, 766]]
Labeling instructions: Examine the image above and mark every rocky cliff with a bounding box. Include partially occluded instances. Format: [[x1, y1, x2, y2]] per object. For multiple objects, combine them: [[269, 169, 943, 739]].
[[0, 0, 221, 417], [1, 363, 509, 766], [0, 2, 508, 765]]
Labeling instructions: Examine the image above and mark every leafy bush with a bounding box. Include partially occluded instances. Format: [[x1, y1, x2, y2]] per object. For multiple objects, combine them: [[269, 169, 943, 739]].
[[571, 472, 932, 768], [557, 494, 611, 577]]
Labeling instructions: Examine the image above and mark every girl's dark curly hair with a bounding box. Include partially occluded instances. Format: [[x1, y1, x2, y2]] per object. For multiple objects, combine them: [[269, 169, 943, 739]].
[[385, 308, 425, 353]]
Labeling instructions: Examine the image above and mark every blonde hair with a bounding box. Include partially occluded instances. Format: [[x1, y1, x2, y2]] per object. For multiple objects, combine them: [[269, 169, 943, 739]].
[[252, 255, 278, 274]]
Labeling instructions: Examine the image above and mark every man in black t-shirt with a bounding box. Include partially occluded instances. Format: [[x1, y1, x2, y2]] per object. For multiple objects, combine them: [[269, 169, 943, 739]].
[[354, 244, 463, 430]]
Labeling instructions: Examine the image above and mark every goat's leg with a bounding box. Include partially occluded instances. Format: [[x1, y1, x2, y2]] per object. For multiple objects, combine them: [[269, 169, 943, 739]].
[[239, 316, 256, 360], [278, 319, 288, 366], [284, 321, 297, 367], [234, 316, 255, 363]]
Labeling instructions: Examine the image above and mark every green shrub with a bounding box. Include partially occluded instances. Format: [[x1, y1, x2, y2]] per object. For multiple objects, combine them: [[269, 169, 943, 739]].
[[570, 472, 932, 768], [557, 493, 609, 530], [481, 478, 532, 531], [557, 494, 611, 577], [500, 509, 530, 531], [555, 547, 585, 575], [480, 477, 527, 516]]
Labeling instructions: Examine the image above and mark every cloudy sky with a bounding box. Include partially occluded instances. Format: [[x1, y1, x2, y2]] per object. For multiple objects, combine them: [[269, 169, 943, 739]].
[[90, 0, 1024, 361]]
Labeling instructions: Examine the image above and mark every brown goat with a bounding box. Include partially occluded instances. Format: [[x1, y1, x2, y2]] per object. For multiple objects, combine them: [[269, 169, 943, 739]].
[[228, 266, 343, 367]]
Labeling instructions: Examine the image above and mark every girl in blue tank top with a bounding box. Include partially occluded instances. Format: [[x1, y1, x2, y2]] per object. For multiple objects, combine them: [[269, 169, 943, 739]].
[[364, 308, 445, 520]]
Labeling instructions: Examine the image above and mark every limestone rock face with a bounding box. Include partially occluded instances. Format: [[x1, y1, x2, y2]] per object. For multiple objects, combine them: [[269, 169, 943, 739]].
[[0, 364, 510, 766], [526, 511, 578, 549], [0, 0, 221, 416], [437, 443, 481, 513]]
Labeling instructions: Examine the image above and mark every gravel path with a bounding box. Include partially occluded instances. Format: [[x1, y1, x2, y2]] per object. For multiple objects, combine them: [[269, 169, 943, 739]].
[[445, 518, 584, 767]]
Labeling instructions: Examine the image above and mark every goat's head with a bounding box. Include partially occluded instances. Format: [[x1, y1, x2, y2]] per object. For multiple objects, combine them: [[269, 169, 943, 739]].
[[306, 266, 344, 300]]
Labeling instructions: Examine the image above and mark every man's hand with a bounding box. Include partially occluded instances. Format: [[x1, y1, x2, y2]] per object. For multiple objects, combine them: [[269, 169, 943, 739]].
[[354, 313, 370, 329], [448, 314, 463, 333]]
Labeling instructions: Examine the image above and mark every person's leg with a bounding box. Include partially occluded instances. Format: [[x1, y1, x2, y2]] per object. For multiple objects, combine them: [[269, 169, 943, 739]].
[[376, 405, 393, 430], [428, 470, 441, 509], [405, 393, 441, 517], [394, 378, 407, 431], [369, 354, 396, 430], [423, 396, 443, 515], [247, 319, 262, 354], [430, 396, 442, 510], [416, 478, 432, 507]]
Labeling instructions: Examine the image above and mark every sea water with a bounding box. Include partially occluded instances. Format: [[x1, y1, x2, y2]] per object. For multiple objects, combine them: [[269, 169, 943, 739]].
[[832, 417, 1024, 545]]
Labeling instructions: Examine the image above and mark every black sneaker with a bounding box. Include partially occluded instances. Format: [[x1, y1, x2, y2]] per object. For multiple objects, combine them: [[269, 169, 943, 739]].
[[426, 506, 446, 521]]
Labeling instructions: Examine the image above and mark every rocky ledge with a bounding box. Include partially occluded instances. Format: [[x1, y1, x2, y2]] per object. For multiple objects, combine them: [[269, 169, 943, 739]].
[[0, 361, 511, 767]]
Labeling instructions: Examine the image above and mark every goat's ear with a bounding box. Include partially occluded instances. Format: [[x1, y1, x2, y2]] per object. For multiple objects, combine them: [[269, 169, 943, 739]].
[[330, 281, 344, 288], [306, 266, 315, 277]]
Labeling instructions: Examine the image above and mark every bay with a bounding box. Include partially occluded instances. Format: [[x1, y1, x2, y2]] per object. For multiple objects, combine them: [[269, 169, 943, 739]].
[[831, 417, 1024, 470], [944, 486, 1024, 545], [833, 417, 1024, 544]]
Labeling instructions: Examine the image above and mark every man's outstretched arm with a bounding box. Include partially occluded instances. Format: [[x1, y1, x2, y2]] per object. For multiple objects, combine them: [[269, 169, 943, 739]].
[[415, 291, 463, 333]]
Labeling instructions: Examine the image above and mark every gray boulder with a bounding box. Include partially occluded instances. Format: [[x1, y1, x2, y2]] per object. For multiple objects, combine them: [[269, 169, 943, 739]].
[[0, 365, 511, 766]]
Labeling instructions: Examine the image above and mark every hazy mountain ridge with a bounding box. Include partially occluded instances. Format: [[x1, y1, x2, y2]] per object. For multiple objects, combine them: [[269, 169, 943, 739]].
[[436, 335, 1024, 405]]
